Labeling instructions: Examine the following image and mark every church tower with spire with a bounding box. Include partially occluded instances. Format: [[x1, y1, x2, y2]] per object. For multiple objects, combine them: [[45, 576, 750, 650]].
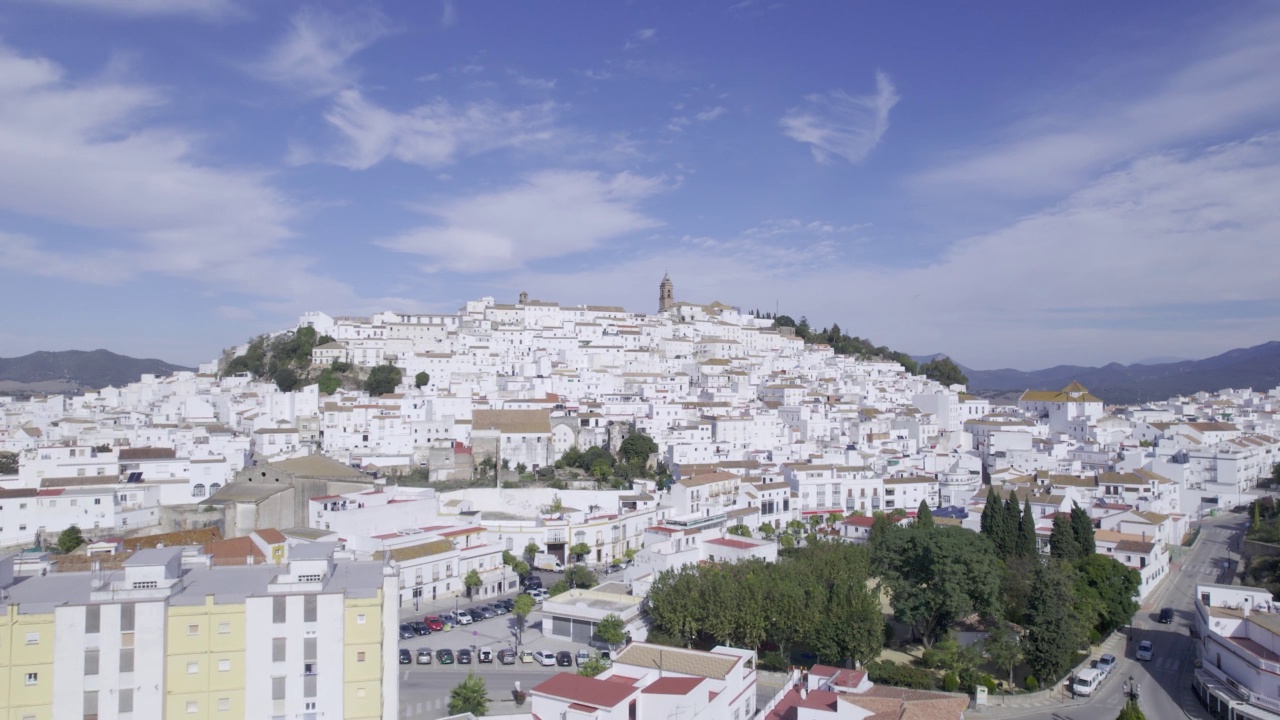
[[658, 273, 674, 313]]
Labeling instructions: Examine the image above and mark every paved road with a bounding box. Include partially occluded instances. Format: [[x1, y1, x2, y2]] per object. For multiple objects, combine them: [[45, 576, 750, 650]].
[[980, 513, 1245, 719]]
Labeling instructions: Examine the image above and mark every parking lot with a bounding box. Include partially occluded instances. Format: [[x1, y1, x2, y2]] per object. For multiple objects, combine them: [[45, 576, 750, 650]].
[[396, 571, 604, 719]]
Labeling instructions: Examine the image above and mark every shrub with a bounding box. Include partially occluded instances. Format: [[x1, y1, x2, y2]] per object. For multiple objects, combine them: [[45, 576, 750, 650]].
[[758, 651, 788, 672], [943, 672, 960, 692], [866, 660, 937, 690], [1024, 675, 1039, 691], [980, 675, 998, 694]]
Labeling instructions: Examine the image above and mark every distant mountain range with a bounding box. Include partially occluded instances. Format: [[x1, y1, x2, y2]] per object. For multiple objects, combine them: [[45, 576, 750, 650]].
[[0, 350, 190, 393], [941, 341, 1280, 404]]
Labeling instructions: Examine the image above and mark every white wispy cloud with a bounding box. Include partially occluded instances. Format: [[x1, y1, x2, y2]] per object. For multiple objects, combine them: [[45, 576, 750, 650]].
[[315, 89, 559, 170], [379, 171, 666, 272], [695, 106, 727, 122], [441, 0, 457, 27], [34, 0, 240, 20], [0, 43, 397, 314], [252, 6, 390, 95], [668, 105, 728, 133], [514, 73, 557, 90], [626, 28, 657, 49], [914, 11, 1280, 197], [780, 70, 899, 164]]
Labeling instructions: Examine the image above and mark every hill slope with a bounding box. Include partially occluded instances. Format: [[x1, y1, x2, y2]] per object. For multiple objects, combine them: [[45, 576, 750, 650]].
[[0, 350, 190, 390], [965, 341, 1280, 404]]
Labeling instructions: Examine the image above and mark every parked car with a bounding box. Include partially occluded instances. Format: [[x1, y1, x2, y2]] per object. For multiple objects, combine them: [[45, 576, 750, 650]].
[[439, 613, 456, 630], [530, 588, 550, 602], [498, 649, 517, 665], [598, 650, 612, 668], [1136, 640, 1154, 661], [491, 602, 509, 615], [497, 598, 516, 611], [523, 575, 544, 590], [456, 611, 474, 626], [608, 562, 623, 574], [1095, 653, 1117, 676], [1159, 607, 1174, 624], [575, 649, 591, 666], [416, 648, 433, 665], [437, 649, 455, 664], [398, 624, 416, 640], [475, 606, 496, 620], [478, 647, 494, 663], [407, 621, 430, 636], [458, 648, 473, 665], [399, 649, 412, 664], [532, 650, 557, 666], [520, 650, 535, 664], [424, 615, 445, 632], [556, 650, 573, 667], [1072, 668, 1102, 697]]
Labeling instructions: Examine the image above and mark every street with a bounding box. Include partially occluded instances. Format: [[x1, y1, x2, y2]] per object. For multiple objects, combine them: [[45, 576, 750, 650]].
[[982, 512, 1246, 719]]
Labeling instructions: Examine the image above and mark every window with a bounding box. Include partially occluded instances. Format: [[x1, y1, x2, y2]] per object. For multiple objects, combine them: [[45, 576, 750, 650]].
[[273, 596, 286, 623], [94, 498, 101, 505], [272, 676, 286, 701], [303, 673, 317, 698], [356, 651, 366, 663], [217, 697, 231, 712], [121, 603, 135, 631], [25, 672, 38, 685], [120, 648, 135, 672], [133, 581, 157, 589], [304, 595, 317, 622], [119, 688, 133, 713], [187, 623, 200, 636], [187, 701, 198, 714], [187, 661, 199, 674], [273, 637, 286, 662], [304, 637, 317, 661], [192, 484, 206, 498], [25, 632, 39, 645], [299, 573, 322, 583], [356, 614, 366, 624], [86, 605, 100, 633], [83, 690, 98, 717], [218, 658, 231, 672], [218, 621, 231, 634], [85, 649, 100, 676], [357, 688, 366, 698]]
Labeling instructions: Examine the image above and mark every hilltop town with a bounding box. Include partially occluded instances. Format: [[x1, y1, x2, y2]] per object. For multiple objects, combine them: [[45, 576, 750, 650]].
[[2, 278, 1278, 720]]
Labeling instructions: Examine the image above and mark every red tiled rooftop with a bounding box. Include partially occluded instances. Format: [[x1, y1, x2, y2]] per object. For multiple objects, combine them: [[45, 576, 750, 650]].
[[842, 516, 875, 527], [604, 675, 640, 687], [255, 529, 286, 543], [706, 537, 755, 550], [534, 673, 635, 709], [642, 676, 704, 695]]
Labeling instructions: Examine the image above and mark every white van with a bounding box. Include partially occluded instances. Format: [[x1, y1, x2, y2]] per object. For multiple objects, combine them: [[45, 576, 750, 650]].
[[1072, 668, 1102, 697]]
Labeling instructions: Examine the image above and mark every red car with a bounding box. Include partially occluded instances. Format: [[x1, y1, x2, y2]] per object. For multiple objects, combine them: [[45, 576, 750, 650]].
[[424, 615, 444, 632]]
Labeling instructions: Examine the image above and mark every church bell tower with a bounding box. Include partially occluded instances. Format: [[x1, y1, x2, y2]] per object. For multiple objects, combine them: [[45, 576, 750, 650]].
[[658, 274, 674, 313]]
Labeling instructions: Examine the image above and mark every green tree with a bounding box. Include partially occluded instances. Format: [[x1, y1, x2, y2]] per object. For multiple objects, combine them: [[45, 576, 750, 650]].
[[92, 443, 112, 453], [1049, 514, 1080, 561], [569, 542, 591, 562], [511, 560, 530, 578], [759, 523, 777, 539], [364, 363, 402, 396], [273, 367, 299, 392], [1024, 560, 1086, 684], [916, 501, 933, 528], [414, 371, 430, 388], [57, 525, 86, 553], [983, 621, 1022, 688], [921, 357, 968, 386], [1116, 698, 1147, 720], [874, 525, 1001, 647], [523, 541, 540, 564], [1074, 554, 1140, 636], [0, 450, 17, 475], [619, 432, 658, 467], [513, 593, 534, 646], [1019, 498, 1039, 558], [727, 524, 752, 538], [463, 569, 482, 598], [548, 579, 570, 596], [1070, 503, 1095, 556], [317, 371, 341, 394], [780, 534, 796, 550], [578, 657, 607, 677], [647, 566, 703, 647], [448, 673, 488, 716], [596, 613, 626, 650], [567, 565, 597, 589], [1003, 492, 1023, 558]]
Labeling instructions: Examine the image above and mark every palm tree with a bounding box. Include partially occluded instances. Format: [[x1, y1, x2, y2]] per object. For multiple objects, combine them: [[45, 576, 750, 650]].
[[448, 673, 488, 716]]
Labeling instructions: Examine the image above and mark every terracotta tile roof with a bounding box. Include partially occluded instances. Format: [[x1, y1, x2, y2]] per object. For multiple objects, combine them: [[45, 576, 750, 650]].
[[119, 447, 178, 460], [373, 538, 455, 562], [642, 676, 704, 695], [471, 409, 552, 434], [706, 537, 757, 550], [613, 643, 739, 680], [533, 672, 636, 709], [122, 527, 221, 551], [255, 529, 286, 544]]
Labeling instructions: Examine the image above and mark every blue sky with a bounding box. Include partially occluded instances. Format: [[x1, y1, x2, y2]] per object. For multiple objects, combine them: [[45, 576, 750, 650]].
[[1, 1, 1279, 371]]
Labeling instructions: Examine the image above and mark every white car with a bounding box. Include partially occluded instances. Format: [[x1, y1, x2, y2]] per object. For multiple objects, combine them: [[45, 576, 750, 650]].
[[1095, 653, 1117, 676], [455, 610, 474, 626], [532, 650, 557, 667], [530, 588, 550, 602], [1071, 668, 1102, 697], [1135, 640, 1153, 661]]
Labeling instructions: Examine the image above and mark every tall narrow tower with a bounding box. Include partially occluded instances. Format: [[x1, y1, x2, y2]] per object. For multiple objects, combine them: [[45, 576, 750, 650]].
[[658, 273, 674, 313]]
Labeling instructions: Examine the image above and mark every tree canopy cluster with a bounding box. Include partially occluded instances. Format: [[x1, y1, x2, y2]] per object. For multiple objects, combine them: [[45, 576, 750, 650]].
[[556, 431, 662, 489], [766, 314, 921, 374], [646, 542, 883, 667], [0, 450, 17, 475], [223, 327, 349, 393], [920, 357, 969, 386], [364, 363, 402, 396]]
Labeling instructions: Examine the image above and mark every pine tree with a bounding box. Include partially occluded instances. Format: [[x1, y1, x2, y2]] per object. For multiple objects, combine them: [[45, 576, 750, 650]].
[[916, 500, 933, 529], [1019, 498, 1038, 558], [1024, 560, 1084, 686], [1002, 491, 1022, 559]]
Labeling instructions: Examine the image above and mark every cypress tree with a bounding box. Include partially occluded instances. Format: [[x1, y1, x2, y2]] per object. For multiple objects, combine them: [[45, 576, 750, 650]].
[[1003, 491, 1023, 559], [1020, 498, 1039, 557], [917, 500, 933, 529], [1070, 503, 1095, 557], [1049, 514, 1080, 562]]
